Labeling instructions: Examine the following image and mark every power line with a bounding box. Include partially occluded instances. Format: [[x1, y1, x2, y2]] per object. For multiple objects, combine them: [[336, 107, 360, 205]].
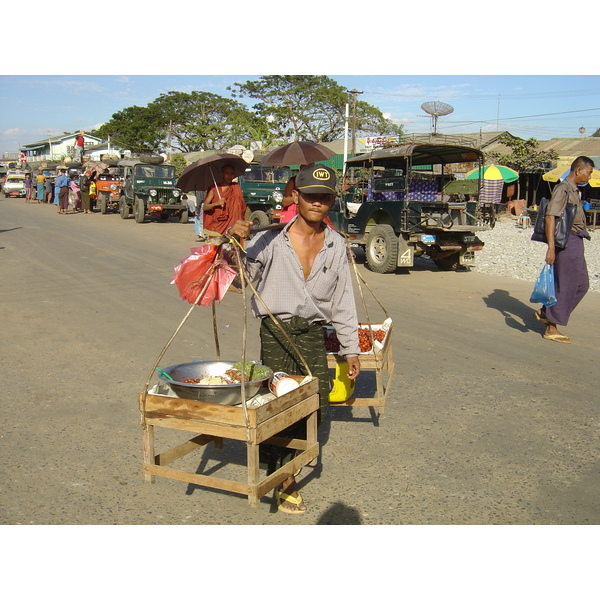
[[363, 88, 600, 101]]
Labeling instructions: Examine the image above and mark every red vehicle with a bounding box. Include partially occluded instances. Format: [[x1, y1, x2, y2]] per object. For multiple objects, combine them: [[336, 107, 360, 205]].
[[95, 166, 124, 213]]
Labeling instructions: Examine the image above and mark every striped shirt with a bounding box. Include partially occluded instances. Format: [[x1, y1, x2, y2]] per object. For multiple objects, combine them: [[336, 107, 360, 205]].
[[244, 219, 360, 357]]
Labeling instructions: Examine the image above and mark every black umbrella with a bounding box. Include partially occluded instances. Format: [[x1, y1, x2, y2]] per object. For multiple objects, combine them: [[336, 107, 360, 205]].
[[260, 141, 336, 167], [176, 153, 250, 192]]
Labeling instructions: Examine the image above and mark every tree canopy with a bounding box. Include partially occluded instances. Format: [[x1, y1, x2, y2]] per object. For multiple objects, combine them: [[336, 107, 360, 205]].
[[96, 76, 403, 155], [486, 134, 558, 171], [95, 104, 166, 154], [97, 91, 263, 154], [229, 75, 402, 143]]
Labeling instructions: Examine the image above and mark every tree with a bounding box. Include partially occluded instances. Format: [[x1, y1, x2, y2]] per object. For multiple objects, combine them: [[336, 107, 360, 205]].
[[96, 104, 166, 154], [229, 75, 402, 144], [486, 134, 558, 171], [592, 127, 600, 137], [170, 153, 188, 179], [150, 91, 267, 152], [97, 91, 267, 155]]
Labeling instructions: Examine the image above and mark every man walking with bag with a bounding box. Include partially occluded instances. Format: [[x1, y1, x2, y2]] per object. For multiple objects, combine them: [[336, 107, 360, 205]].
[[535, 156, 595, 343]]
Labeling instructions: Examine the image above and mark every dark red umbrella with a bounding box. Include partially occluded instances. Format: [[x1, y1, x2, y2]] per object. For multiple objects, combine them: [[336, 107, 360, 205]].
[[176, 153, 250, 192], [259, 141, 336, 166]]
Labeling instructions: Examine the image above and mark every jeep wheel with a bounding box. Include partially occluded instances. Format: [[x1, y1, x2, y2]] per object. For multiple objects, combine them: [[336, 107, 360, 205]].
[[433, 253, 460, 271], [135, 197, 146, 223], [365, 224, 398, 274], [119, 197, 130, 219], [179, 209, 189, 224], [249, 210, 270, 228], [100, 192, 108, 214]]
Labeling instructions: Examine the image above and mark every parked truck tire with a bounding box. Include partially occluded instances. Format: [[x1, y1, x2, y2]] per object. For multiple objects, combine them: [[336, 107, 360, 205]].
[[135, 196, 146, 223], [119, 197, 130, 219], [365, 224, 399, 274], [99, 192, 109, 214], [249, 209, 270, 228]]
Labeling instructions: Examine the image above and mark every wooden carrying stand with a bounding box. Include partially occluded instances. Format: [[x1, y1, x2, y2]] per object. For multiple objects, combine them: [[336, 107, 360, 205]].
[[139, 377, 319, 507], [327, 333, 395, 412]]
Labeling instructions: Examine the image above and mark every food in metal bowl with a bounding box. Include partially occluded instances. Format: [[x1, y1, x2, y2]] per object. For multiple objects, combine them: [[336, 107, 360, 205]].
[[156, 360, 273, 405]]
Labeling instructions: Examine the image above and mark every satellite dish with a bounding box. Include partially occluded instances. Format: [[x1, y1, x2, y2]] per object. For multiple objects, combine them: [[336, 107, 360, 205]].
[[241, 149, 254, 163], [421, 101, 454, 134]]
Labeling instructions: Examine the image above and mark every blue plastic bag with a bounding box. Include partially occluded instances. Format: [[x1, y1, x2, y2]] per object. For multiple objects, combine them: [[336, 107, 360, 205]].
[[530, 263, 557, 307]]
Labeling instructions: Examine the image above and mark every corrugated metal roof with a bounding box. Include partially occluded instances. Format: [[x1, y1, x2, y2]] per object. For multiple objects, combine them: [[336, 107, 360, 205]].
[[537, 137, 600, 155]]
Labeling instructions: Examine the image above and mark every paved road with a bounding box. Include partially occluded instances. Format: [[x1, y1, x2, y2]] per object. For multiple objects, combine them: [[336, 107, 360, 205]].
[[1, 197, 599, 525]]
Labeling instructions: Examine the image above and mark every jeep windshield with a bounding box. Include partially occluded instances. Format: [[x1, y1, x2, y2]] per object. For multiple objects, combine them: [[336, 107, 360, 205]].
[[98, 167, 124, 181], [134, 165, 175, 179], [243, 165, 290, 183]]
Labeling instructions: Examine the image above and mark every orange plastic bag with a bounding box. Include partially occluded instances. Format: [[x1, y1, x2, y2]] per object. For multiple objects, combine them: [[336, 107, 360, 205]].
[[171, 245, 237, 306]]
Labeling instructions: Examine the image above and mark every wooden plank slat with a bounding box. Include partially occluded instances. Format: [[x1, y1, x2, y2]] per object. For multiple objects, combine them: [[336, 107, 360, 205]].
[[255, 443, 319, 498], [144, 414, 249, 441], [144, 463, 251, 496], [155, 434, 221, 466], [253, 394, 320, 444], [143, 393, 249, 426], [253, 378, 319, 424]]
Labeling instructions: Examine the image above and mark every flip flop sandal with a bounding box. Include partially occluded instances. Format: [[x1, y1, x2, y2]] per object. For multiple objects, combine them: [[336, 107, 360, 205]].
[[543, 333, 572, 344], [534, 311, 551, 325], [276, 489, 306, 514]]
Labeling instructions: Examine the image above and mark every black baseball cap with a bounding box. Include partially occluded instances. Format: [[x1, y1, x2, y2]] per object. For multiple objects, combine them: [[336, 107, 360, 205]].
[[296, 165, 337, 195]]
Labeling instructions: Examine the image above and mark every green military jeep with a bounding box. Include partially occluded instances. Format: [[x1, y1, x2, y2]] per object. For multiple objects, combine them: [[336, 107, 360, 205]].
[[118, 159, 187, 223], [237, 163, 292, 227]]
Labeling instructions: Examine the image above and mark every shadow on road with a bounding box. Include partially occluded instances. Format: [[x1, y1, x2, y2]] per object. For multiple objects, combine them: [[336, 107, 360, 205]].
[[482, 288, 542, 333], [316, 502, 363, 524]]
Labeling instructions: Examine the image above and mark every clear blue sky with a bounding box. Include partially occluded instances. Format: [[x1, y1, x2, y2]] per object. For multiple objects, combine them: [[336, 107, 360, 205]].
[[1, 74, 598, 155], [2, 3, 598, 156]]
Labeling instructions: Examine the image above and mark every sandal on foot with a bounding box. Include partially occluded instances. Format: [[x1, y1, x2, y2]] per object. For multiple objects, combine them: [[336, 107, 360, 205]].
[[543, 333, 572, 344], [534, 310, 551, 325], [276, 489, 306, 514]]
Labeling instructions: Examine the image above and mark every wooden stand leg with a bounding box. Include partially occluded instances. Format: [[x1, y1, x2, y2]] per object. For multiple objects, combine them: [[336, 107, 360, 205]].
[[306, 408, 317, 448], [142, 422, 156, 484], [247, 441, 259, 507]]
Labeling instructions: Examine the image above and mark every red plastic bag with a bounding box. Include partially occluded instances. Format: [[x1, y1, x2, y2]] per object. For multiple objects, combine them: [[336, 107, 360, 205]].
[[171, 245, 237, 306]]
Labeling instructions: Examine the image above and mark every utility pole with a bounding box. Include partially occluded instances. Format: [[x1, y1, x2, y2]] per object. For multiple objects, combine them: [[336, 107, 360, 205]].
[[496, 93, 500, 130], [347, 89, 363, 156], [167, 120, 172, 160]]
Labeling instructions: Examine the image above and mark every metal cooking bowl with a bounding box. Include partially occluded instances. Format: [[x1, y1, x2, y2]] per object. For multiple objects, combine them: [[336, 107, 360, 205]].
[[157, 360, 272, 405]]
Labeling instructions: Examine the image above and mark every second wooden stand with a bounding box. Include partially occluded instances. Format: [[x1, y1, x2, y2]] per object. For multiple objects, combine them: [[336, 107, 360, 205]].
[[327, 341, 394, 412]]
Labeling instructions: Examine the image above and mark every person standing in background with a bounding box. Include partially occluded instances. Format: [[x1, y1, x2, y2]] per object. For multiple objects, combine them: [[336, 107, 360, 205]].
[[45, 176, 54, 203], [35, 171, 46, 202], [534, 156, 595, 343], [69, 173, 81, 212], [73, 132, 85, 163], [56, 169, 70, 214], [24, 173, 33, 203], [203, 164, 247, 235], [80, 170, 94, 214]]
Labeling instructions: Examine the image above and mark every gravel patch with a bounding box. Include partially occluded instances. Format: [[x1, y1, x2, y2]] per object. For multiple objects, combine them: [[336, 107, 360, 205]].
[[472, 216, 600, 293]]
